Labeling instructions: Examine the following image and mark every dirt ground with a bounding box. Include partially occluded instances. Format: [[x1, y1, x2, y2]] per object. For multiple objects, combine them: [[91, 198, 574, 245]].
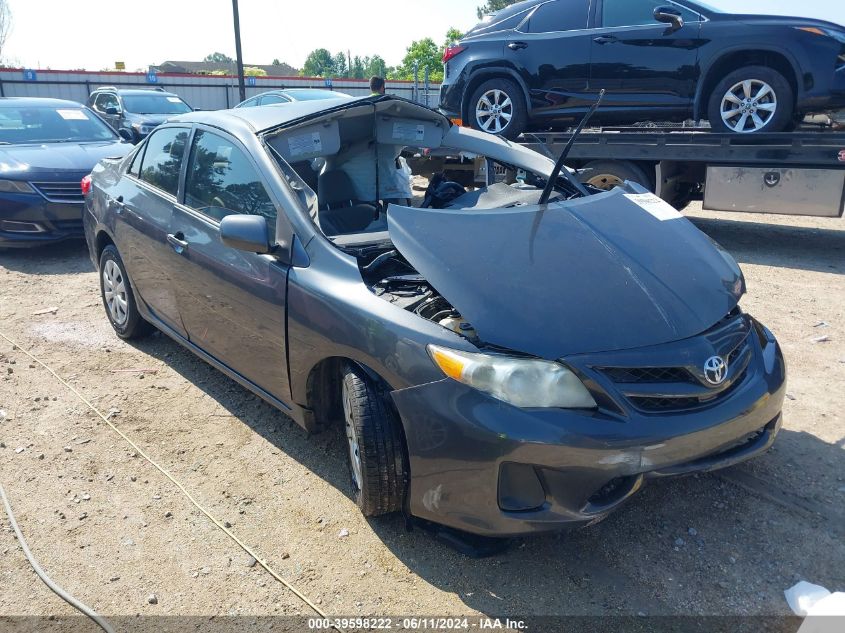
[[0, 203, 843, 628]]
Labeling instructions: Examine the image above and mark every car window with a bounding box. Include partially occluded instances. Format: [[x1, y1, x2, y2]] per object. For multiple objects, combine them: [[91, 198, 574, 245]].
[[184, 129, 277, 230], [0, 105, 118, 144], [127, 145, 145, 177], [94, 93, 120, 112], [122, 94, 192, 115], [602, 0, 699, 27], [139, 127, 189, 197], [238, 97, 259, 108], [526, 0, 589, 33], [260, 94, 289, 105]]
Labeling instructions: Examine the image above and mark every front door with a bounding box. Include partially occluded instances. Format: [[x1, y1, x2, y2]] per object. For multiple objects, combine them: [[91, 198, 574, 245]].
[[589, 0, 704, 118], [167, 127, 290, 400], [503, 0, 594, 120], [93, 93, 121, 131]]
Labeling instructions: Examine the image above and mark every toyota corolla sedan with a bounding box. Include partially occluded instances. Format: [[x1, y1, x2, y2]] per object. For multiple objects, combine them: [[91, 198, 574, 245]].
[[0, 98, 131, 248], [83, 95, 785, 537]]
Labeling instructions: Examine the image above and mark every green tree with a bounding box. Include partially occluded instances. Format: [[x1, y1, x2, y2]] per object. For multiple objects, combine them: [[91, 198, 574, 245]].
[[301, 48, 335, 77], [398, 37, 443, 83], [243, 67, 267, 77], [271, 58, 281, 66], [350, 56, 366, 80], [204, 51, 233, 63], [476, 0, 518, 19], [444, 27, 463, 48], [333, 52, 348, 77], [365, 55, 387, 80]]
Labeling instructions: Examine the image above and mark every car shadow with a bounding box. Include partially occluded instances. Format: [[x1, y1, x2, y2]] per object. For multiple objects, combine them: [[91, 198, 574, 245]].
[[130, 333, 844, 618], [0, 239, 93, 275], [687, 215, 844, 275]]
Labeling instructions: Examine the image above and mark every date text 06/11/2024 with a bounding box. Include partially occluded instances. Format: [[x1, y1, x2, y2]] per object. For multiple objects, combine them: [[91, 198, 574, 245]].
[[307, 617, 528, 630]]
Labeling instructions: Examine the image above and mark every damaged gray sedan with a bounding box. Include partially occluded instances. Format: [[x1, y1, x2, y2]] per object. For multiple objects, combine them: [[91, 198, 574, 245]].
[[83, 95, 786, 538]]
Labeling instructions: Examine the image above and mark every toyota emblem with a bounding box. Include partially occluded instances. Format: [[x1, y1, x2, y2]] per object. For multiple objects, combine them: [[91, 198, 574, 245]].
[[703, 356, 728, 386]]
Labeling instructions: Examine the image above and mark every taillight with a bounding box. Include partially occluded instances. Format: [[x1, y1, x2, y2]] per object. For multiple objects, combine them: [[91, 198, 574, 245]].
[[442, 45, 467, 64], [80, 174, 92, 196]]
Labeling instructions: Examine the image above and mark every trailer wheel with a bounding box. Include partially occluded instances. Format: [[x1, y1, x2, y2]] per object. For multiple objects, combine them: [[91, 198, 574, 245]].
[[707, 65, 793, 134], [578, 160, 654, 192]]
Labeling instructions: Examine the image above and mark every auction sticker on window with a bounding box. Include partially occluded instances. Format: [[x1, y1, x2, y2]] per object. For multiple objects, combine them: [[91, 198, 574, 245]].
[[288, 132, 323, 157], [392, 122, 425, 142], [56, 109, 89, 121], [624, 192, 682, 221]]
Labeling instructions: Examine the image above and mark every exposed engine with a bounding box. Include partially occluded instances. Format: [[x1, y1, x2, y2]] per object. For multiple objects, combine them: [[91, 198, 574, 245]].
[[358, 248, 478, 342]]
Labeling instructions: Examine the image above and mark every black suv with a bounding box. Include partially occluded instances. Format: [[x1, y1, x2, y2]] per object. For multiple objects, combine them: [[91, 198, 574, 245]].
[[439, 0, 845, 137], [87, 87, 193, 143]]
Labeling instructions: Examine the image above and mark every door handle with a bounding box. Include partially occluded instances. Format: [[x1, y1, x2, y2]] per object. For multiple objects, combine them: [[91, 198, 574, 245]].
[[507, 41, 528, 50], [167, 232, 188, 252], [593, 35, 618, 44]]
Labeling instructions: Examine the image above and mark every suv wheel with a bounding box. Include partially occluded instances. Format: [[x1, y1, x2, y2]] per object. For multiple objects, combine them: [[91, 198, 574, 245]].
[[707, 65, 793, 134], [341, 362, 407, 516], [99, 245, 153, 340], [469, 78, 527, 140]]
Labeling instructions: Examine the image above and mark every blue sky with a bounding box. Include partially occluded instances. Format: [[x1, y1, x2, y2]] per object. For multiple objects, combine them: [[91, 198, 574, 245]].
[[3, 0, 844, 72]]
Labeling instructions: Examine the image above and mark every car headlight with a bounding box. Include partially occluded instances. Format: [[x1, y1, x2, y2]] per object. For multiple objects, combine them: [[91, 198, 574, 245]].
[[0, 179, 36, 194], [428, 344, 597, 409]]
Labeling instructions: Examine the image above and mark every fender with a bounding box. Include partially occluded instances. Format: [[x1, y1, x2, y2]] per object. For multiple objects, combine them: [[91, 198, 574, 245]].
[[460, 62, 533, 122], [693, 44, 804, 121]]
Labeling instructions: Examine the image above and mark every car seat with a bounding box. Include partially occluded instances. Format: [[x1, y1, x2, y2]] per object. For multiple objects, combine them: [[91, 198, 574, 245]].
[[317, 170, 381, 236]]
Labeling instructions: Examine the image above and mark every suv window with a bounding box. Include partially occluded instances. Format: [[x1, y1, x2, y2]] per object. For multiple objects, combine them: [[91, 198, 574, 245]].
[[526, 0, 589, 33], [602, 0, 699, 27], [184, 129, 276, 229], [94, 93, 120, 112], [139, 127, 190, 197]]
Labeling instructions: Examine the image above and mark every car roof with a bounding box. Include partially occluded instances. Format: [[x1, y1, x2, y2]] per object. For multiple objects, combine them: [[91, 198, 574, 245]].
[[0, 97, 88, 108], [171, 94, 381, 133], [91, 88, 180, 97]]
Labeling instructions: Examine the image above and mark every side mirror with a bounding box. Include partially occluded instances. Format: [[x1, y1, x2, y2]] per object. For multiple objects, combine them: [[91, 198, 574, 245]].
[[117, 128, 134, 142], [105, 106, 120, 115], [220, 214, 271, 254], [654, 6, 683, 30]]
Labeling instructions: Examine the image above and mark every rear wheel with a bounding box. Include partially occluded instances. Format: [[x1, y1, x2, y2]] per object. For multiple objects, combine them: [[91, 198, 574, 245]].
[[707, 65, 793, 134], [99, 245, 153, 340], [578, 160, 654, 191], [468, 78, 527, 140], [341, 363, 407, 516]]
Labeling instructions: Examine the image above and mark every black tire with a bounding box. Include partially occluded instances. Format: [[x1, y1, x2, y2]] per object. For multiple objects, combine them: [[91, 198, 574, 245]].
[[707, 65, 794, 134], [468, 78, 528, 140], [341, 363, 407, 516], [578, 160, 655, 191], [98, 244, 153, 340]]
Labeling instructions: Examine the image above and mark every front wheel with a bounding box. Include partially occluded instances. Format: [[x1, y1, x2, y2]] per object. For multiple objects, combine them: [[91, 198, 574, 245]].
[[707, 65, 794, 134], [341, 363, 407, 516], [468, 78, 527, 140]]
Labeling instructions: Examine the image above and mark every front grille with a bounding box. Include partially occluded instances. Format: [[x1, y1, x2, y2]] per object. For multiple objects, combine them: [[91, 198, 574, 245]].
[[598, 328, 752, 415], [30, 181, 85, 204], [599, 366, 693, 384]]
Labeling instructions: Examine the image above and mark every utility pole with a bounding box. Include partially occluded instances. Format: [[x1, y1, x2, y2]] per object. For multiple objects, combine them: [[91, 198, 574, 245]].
[[232, 0, 246, 103]]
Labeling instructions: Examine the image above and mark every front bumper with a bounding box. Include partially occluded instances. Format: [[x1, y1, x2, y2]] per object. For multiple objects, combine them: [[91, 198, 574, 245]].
[[0, 193, 85, 248], [391, 317, 786, 537]]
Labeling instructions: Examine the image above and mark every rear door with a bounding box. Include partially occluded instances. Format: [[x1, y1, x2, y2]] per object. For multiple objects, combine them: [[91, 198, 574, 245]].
[[93, 93, 121, 130], [167, 126, 290, 400], [503, 0, 593, 119], [589, 0, 704, 116], [113, 126, 190, 336]]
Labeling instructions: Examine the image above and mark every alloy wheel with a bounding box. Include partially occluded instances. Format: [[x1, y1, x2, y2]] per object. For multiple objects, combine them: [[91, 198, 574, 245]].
[[475, 88, 514, 134], [342, 380, 363, 491], [102, 259, 128, 326], [720, 79, 777, 133]]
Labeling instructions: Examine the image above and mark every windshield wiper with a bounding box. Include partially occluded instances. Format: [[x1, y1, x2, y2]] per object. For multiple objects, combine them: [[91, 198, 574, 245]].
[[539, 89, 605, 205]]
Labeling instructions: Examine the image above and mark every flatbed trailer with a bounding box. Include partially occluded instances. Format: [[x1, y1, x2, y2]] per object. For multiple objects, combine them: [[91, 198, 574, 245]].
[[517, 129, 845, 217]]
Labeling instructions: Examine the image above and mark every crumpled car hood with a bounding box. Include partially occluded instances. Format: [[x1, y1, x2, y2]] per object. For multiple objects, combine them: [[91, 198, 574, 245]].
[[387, 187, 744, 359]]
